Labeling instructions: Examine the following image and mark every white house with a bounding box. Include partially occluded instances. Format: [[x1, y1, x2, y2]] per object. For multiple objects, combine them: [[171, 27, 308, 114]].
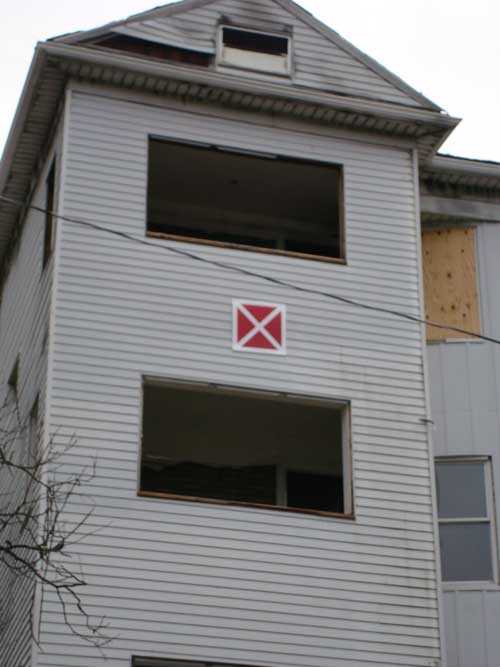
[[1, 1, 499, 666]]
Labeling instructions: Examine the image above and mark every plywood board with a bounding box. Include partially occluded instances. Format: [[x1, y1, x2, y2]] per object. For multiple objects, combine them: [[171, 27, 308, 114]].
[[422, 227, 480, 341]]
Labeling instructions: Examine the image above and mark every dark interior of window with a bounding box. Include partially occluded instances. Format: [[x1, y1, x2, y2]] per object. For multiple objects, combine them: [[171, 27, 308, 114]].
[[8, 358, 19, 395], [140, 383, 346, 514], [134, 660, 248, 667], [222, 27, 289, 56], [147, 140, 344, 260], [95, 35, 213, 67], [43, 160, 56, 268]]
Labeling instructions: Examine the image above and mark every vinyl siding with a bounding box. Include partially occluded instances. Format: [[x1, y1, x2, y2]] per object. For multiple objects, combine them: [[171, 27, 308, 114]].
[[428, 222, 500, 667], [0, 150, 57, 667], [37, 85, 440, 667], [114, 0, 423, 108]]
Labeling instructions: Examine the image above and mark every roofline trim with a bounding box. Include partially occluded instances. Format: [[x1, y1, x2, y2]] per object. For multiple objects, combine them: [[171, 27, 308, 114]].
[[41, 41, 459, 128], [429, 154, 500, 178], [0, 49, 47, 203], [271, 0, 442, 112], [52, 0, 442, 113], [52, 0, 219, 44]]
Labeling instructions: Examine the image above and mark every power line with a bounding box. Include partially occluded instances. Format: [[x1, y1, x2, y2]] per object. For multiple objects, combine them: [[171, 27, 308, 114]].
[[2, 192, 500, 345]]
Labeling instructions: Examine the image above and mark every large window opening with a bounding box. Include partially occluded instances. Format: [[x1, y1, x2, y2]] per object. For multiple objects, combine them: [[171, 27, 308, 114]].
[[140, 381, 351, 516], [147, 139, 344, 261]]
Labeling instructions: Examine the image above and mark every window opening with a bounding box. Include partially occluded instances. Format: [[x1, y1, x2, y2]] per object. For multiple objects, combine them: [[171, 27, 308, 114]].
[[140, 381, 351, 516], [28, 398, 40, 468], [43, 160, 56, 268], [222, 27, 288, 56], [217, 25, 291, 74], [436, 458, 497, 583], [134, 660, 261, 667], [147, 139, 344, 261], [95, 35, 213, 67], [7, 358, 19, 398]]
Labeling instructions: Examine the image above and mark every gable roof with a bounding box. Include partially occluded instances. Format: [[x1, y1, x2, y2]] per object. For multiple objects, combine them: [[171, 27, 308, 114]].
[[0, 0, 459, 273], [53, 0, 441, 112]]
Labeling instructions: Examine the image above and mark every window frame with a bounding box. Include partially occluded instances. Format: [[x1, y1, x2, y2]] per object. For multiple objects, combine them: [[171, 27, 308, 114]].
[[436, 456, 499, 588], [138, 376, 354, 520], [133, 659, 261, 667], [146, 135, 346, 265], [216, 24, 293, 76]]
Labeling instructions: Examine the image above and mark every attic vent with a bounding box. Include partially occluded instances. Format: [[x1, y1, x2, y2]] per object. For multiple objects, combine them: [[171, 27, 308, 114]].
[[218, 26, 291, 75]]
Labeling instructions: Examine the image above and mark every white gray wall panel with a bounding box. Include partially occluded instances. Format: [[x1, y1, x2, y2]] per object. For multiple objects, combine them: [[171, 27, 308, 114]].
[[429, 222, 500, 667], [37, 87, 441, 666], [0, 152, 56, 667]]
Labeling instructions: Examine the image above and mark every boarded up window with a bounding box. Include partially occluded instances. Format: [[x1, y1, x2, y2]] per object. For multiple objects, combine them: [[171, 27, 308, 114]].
[[422, 227, 480, 341]]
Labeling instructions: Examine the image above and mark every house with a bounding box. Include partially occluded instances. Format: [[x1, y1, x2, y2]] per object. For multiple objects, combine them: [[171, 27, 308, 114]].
[[0, 1, 499, 666]]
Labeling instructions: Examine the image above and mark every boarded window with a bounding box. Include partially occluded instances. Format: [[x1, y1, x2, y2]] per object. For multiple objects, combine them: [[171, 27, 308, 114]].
[[422, 227, 480, 341], [147, 139, 344, 261], [140, 381, 351, 516]]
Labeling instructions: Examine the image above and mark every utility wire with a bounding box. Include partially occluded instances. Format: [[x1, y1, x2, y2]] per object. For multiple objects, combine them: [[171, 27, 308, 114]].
[[2, 192, 500, 345]]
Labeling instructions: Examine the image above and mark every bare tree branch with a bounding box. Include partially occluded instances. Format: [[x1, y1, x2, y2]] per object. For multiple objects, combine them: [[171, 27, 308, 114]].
[[0, 387, 112, 650]]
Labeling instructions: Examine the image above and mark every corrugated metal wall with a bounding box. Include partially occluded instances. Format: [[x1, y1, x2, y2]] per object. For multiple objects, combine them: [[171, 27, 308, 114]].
[[0, 150, 56, 667], [429, 223, 500, 667], [35, 84, 442, 667]]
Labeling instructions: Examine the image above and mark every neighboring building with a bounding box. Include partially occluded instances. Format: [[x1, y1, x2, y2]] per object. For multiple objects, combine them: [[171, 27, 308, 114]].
[[0, 1, 498, 666], [421, 157, 500, 666]]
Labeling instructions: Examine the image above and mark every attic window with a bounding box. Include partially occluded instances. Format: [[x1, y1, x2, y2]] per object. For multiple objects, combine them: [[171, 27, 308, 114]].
[[95, 35, 212, 67], [218, 26, 291, 75], [140, 381, 352, 517]]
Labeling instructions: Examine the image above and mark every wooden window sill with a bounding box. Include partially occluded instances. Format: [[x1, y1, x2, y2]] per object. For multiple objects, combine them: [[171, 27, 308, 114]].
[[138, 490, 355, 521], [146, 231, 347, 266]]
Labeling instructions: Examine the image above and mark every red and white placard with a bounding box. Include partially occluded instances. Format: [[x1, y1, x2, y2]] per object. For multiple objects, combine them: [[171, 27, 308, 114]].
[[232, 301, 286, 355]]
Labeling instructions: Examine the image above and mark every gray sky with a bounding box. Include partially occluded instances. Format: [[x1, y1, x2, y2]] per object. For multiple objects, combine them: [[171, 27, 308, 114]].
[[2, 0, 499, 162]]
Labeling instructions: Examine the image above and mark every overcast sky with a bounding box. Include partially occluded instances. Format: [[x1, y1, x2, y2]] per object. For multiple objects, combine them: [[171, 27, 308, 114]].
[[1, 0, 499, 162]]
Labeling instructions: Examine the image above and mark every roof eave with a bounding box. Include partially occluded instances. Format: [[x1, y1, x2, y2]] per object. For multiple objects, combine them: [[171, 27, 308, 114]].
[[0, 48, 47, 203], [421, 154, 500, 192], [43, 41, 458, 129], [272, 0, 443, 113], [51, 0, 442, 113], [0, 41, 460, 268]]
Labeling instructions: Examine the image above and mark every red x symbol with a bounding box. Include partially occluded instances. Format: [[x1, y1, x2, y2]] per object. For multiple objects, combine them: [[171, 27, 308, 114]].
[[233, 301, 286, 354]]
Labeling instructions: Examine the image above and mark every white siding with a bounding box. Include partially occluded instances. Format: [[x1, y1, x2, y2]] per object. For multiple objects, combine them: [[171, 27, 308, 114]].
[[429, 222, 500, 667], [0, 150, 57, 667], [114, 0, 423, 108], [38, 85, 441, 667]]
